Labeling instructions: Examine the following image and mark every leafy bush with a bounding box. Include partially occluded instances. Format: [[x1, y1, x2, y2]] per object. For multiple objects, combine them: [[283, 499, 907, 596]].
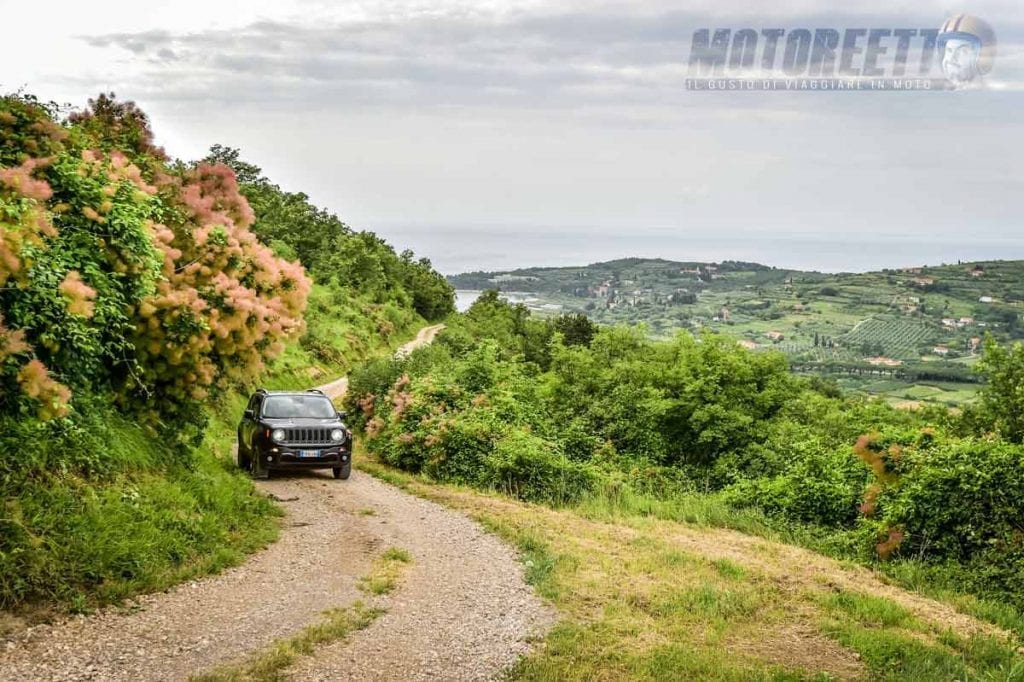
[[722, 445, 863, 526], [861, 435, 1024, 559], [482, 431, 599, 505], [0, 93, 310, 440], [350, 291, 1024, 611]]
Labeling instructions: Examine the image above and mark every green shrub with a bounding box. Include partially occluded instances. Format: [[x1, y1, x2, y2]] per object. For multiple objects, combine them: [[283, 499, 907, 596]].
[[482, 431, 599, 505], [721, 439, 864, 527], [871, 438, 1024, 559]]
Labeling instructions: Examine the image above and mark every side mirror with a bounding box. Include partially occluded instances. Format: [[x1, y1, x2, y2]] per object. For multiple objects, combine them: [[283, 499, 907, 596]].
[[243, 409, 254, 420], [337, 411, 348, 419]]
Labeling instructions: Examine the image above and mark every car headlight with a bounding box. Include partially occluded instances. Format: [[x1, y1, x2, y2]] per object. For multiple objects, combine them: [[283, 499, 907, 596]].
[[271, 428, 286, 442], [331, 428, 345, 442]]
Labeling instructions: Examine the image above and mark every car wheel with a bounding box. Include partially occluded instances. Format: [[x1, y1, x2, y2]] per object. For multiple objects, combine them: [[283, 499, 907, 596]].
[[333, 461, 351, 480], [251, 458, 270, 480], [237, 434, 251, 471]]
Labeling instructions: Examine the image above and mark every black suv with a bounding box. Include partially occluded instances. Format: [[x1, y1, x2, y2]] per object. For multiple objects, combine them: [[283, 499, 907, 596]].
[[237, 389, 353, 480]]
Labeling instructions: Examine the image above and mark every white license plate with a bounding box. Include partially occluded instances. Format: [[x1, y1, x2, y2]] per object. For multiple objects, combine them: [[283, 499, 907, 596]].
[[299, 450, 319, 459]]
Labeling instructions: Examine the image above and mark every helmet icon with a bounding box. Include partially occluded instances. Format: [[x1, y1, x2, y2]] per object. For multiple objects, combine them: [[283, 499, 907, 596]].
[[939, 15, 997, 88]]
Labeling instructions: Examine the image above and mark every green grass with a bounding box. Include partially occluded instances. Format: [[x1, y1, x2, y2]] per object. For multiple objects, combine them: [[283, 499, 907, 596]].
[[574, 482, 1024, 642], [819, 589, 1024, 680], [191, 602, 383, 682], [822, 591, 918, 629], [575, 485, 779, 539], [0, 399, 280, 615], [357, 547, 413, 595]]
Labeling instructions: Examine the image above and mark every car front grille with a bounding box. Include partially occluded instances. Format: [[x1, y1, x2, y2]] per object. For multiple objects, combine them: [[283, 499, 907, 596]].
[[283, 427, 334, 446]]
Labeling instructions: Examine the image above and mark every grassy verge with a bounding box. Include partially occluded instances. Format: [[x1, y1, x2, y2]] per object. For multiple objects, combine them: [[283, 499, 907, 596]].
[[571, 484, 1024, 641], [0, 402, 279, 624], [356, 454, 1024, 681], [191, 602, 384, 682]]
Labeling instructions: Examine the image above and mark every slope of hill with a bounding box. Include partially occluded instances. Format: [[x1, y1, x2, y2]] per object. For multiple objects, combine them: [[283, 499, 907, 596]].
[[0, 92, 453, 620], [449, 258, 1024, 405]]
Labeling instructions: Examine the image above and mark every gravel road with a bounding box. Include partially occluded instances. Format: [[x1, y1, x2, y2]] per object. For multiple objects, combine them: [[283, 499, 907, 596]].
[[0, 324, 553, 681]]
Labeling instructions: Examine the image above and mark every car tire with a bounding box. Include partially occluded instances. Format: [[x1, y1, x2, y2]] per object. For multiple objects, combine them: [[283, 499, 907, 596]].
[[237, 434, 251, 471], [251, 458, 270, 480], [333, 461, 351, 480]]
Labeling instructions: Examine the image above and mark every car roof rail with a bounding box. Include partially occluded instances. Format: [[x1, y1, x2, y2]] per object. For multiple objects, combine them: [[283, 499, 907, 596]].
[[255, 387, 269, 394], [306, 388, 326, 395]]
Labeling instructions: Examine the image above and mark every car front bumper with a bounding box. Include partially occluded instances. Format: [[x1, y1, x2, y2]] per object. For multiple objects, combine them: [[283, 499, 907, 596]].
[[260, 447, 352, 470]]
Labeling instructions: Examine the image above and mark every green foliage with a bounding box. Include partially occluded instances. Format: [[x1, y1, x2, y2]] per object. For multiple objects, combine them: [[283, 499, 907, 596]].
[[972, 336, 1024, 442], [205, 146, 455, 322], [722, 452, 861, 527], [350, 291, 1024, 615], [482, 430, 599, 505], [853, 433, 1024, 603], [356, 334, 597, 505]]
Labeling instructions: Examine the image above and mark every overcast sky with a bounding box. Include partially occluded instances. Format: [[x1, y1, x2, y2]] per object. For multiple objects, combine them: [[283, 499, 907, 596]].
[[2, 0, 1023, 272]]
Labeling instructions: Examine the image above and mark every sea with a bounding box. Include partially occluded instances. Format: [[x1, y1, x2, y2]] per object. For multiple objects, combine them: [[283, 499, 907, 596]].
[[374, 226, 1024, 279]]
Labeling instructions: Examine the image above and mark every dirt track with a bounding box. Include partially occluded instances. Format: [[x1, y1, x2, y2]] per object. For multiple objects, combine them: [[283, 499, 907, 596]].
[[0, 324, 552, 681], [316, 324, 445, 400]]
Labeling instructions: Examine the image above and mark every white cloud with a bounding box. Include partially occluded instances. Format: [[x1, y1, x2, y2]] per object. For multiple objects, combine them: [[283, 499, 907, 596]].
[[1, 0, 1022, 270]]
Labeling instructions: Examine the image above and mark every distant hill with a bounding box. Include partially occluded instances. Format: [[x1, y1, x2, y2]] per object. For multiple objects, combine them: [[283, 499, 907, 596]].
[[448, 258, 1024, 405]]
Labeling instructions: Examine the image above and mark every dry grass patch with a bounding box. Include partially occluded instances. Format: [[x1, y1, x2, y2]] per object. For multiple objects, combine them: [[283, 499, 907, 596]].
[[357, 455, 1024, 680]]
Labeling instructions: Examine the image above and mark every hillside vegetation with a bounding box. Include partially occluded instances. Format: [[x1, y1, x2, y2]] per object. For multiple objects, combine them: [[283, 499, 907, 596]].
[[346, 292, 1024, 641], [0, 92, 452, 617], [450, 258, 1024, 405], [360, 459, 1024, 680]]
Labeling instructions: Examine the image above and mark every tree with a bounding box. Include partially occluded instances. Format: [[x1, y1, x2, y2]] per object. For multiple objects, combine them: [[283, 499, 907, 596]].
[[974, 337, 1024, 442], [553, 314, 597, 347], [203, 144, 264, 184]]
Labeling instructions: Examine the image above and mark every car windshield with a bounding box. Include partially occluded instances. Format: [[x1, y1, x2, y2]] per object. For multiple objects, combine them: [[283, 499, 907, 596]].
[[262, 395, 336, 419]]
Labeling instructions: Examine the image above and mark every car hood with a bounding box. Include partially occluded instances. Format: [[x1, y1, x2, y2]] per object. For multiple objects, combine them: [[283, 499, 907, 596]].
[[263, 417, 345, 427]]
